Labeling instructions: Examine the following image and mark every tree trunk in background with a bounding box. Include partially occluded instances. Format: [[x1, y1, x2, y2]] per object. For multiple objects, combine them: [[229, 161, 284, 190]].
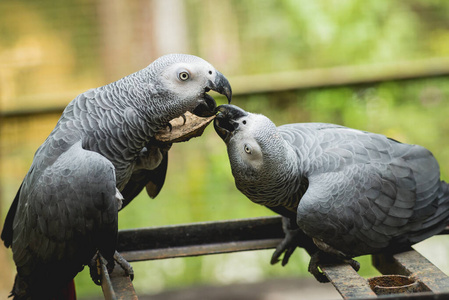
[[152, 0, 189, 56], [196, 0, 241, 70], [96, 0, 189, 82], [0, 117, 14, 299], [97, 0, 136, 81]]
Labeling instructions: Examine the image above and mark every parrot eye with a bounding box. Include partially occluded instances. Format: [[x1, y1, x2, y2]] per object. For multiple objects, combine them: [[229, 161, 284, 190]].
[[244, 144, 252, 154], [242, 120, 247, 125], [178, 71, 190, 81]]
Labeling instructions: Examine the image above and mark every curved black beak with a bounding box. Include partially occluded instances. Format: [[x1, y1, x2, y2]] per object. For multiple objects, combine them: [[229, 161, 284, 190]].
[[211, 71, 232, 104], [192, 71, 232, 117], [214, 104, 248, 143]]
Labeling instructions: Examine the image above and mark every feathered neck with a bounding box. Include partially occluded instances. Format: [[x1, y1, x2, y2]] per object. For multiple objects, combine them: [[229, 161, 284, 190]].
[[234, 139, 304, 212]]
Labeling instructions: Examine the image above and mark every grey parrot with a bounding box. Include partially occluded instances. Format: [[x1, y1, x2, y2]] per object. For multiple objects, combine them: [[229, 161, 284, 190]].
[[214, 104, 449, 282], [1, 54, 232, 299]]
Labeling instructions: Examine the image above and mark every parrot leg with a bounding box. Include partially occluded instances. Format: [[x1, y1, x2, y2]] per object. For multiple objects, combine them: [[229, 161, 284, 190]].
[[114, 251, 134, 281]]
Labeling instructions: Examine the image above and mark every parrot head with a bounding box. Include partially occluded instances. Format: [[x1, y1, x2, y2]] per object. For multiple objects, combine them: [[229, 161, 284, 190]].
[[151, 54, 232, 117], [214, 104, 293, 204]]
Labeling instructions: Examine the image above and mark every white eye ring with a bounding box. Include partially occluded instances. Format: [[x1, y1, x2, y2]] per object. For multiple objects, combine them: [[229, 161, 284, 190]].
[[244, 145, 252, 154], [178, 71, 190, 81]]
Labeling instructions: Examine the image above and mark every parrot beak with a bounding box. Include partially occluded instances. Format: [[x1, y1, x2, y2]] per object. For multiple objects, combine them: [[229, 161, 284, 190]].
[[211, 71, 232, 104], [192, 71, 232, 117], [214, 104, 248, 143]]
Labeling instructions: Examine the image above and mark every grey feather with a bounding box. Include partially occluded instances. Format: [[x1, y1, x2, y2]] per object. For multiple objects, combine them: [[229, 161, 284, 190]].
[[215, 104, 449, 262], [2, 54, 232, 299]]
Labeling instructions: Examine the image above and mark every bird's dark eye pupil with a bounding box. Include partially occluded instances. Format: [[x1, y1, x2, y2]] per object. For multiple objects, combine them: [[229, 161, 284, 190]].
[[208, 70, 212, 75], [243, 120, 247, 125]]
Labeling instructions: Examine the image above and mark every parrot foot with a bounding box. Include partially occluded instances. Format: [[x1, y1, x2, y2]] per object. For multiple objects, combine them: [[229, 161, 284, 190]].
[[271, 217, 312, 266], [308, 252, 329, 283], [308, 251, 360, 283], [89, 252, 112, 286], [114, 251, 134, 281], [270, 227, 303, 266], [88, 251, 134, 285]]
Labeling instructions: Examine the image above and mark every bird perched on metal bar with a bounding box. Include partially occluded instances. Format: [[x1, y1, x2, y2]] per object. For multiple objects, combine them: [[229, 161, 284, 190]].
[[214, 104, 449, 282], [2, 54, 232, 299]]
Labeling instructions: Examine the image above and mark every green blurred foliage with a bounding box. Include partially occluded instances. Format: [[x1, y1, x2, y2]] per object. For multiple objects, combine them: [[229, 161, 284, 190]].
[[187, 0, 449, 74]]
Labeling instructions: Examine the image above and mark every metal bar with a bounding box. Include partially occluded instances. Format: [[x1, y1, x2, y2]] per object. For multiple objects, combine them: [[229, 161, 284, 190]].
[[321, 263, 377, 299], [122, 238, 283, 262], [117, 216, 284, 252], [373, 249, 449, 294], [100, 255, 138, 300]]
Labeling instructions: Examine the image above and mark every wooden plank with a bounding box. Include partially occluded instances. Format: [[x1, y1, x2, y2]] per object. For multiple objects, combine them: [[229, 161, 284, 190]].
[[320, 263, 377, 299], [373, 249, 449, 294]]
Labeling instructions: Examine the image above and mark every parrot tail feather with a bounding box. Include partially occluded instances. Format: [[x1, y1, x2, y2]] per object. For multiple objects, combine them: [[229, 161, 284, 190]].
[[408, 180, 449, 244]]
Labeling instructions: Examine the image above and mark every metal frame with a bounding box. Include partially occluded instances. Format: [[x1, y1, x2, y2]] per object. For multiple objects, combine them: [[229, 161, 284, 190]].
[[100, 216, 449, 300]]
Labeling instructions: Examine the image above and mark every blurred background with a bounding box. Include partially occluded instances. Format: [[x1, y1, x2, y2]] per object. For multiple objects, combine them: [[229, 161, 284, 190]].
[[1, 0, 449, 299]]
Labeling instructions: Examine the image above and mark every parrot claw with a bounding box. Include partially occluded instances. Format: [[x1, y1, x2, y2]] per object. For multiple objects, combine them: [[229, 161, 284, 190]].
[[166, 122, 173, 132], [89, 252, 111, 286], [181, 114, 187, 125], [270, 237, 297, 266], [308, 252, 329, 283], [88, 251, 134, 285], [345, 257, 361, 272], [308, 251, 360, 283], [270, 228, 304, 266], [114, 251, 134, 281], [271, 217, 308, 266]]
